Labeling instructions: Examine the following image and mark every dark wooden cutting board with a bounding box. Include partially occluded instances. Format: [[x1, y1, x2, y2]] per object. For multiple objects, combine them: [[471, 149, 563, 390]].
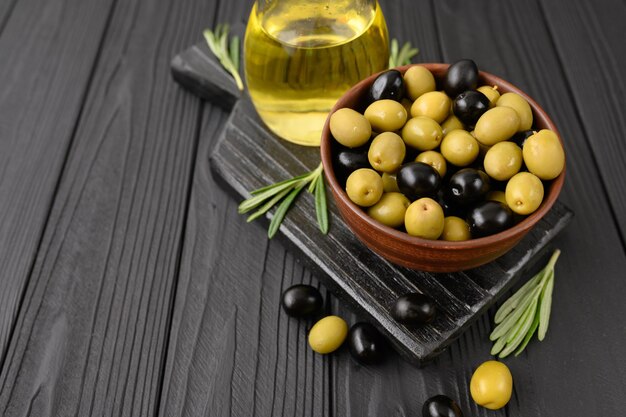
[[171, 42, 573, 364]]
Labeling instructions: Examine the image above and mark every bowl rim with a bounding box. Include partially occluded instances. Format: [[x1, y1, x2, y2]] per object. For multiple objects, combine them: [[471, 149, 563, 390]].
[[320, 62, 566, 250]]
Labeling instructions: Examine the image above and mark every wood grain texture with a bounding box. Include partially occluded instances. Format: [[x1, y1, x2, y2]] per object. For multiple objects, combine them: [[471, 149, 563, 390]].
[[539, 0, 626, 242], [159, 107, 329, 417], [0, 0, 116, 367], [0, 0, 214, 414]]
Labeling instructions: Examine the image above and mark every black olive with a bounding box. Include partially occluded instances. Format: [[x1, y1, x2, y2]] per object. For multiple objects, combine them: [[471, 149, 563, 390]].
[[437, 191, 466, 218], [390, 293, 436, 325], [397, 162, 442, 201], [510, 129, 535, 148], [444, 168, 490, 206], [281, 284, 323, 318], [467, 201, 515, 238], [332, 144, 371, 182], [347, 322, 386, 365], [453, 90, 490, 126], [367, 69, 405, 103], [422, 395, 463, 417], [443, 59, 479, 98]]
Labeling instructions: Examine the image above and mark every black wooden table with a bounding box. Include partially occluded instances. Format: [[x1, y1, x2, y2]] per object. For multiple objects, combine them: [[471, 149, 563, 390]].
[[0, 0, 624, 416]]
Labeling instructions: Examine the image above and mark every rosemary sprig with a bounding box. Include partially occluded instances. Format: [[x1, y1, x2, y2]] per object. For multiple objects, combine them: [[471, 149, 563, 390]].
[[203, 24, 244, 91], [490, 249, 561, 358], [388, 38, 419, 68], [238, 163, 328, 239]]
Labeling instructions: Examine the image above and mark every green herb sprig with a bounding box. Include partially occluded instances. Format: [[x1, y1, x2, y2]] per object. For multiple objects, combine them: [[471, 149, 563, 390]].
[[388, 39, 419, 68], [490, 249, 561, 358], [203, 24, 244, 91], [238, 163, 328, 239]]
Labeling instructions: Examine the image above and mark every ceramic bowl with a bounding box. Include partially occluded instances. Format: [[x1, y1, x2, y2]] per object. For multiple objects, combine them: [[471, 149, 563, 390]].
[[320, 63, 565, 272]]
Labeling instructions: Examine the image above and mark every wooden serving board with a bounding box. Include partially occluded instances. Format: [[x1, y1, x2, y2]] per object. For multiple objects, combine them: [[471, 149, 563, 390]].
[[171, 42, 573, 364]]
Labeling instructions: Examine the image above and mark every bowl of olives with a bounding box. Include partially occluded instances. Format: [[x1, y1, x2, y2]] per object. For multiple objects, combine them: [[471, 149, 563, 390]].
[[320, 61, 565, 272]]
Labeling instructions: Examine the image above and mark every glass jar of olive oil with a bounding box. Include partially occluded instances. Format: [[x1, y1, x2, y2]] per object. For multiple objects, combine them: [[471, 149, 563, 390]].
[[244, 0, 389, 146]]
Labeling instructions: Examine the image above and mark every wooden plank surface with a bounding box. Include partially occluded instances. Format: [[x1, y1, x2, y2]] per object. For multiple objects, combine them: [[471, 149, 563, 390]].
[[0, 0, 213, 414], [0, 0, 624, 416], [539, 0, 626, 241], [0, 0, 117, 367]]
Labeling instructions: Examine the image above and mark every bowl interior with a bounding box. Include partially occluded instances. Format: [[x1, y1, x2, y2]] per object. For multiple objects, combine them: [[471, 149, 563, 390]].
[[320, 63, 565, 250]]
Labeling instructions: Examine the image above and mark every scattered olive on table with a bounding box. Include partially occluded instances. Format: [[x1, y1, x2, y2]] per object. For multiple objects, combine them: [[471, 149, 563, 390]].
[[390, 292, 437, 325], [470, 360, 513, 410], [422, 394, 464, 417], [347, 322, 386, 364], [308, 315, 349, 354], [281, 284, 324, 318], [330, 59, 564, 241]]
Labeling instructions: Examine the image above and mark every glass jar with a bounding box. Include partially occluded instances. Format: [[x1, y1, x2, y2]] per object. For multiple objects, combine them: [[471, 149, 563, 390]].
[[244, 0, 389, 146]]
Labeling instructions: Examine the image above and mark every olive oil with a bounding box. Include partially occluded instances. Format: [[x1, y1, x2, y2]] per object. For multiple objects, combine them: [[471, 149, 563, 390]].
[[244, 0, 389, 146]]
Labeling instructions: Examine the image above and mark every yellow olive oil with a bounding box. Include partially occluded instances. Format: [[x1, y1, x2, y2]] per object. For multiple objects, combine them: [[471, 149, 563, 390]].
[[244, 1, 389, 146]]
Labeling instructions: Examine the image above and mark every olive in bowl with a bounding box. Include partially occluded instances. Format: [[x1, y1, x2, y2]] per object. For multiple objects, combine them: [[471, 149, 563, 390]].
[[320, 63, 565, 272]]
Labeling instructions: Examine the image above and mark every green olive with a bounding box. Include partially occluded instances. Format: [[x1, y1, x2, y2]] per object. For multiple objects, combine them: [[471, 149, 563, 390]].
[[505, 172, 544, 215], [484, 141, 523, 181], [522, 129, 565, 180], [441, 114, 465, 136], [474, 106, 520, 146], [470, 361, 513, 410], [364, 99, 408, 132], [486, 190, 507, 205], [477, 85, 500, 107], [441, 216, 471, 241], [382, 172, 400, 192], [410, 91, 451, 123], [401, 116, 443, 151], [440, 129, 479, 166], [404, 65, 436, 100], [416, 150, 447, 177], [404, 198, 444, 239], [368, 132, 406, 173], [308, 316, 348, 354], [346, 168, 384, 207], [496, 92, 533, 131], [329, 108, 372, 148], [367, 192, 411, 228]]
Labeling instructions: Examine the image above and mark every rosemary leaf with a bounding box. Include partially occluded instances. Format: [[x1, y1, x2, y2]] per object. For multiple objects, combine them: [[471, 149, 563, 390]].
[[246, 186, 293, 222], [238, 179, 302, 213], [268, 185, 305, 238], [490, 335, 507, 356], [250, 173, 309, 195], [490, 285, 541, 341], [203, 25, 244, 91], [494, 268, 545, 323], [388, 38, 419, 68], [514, 309, 541, 356], [315, 174, 328, 234], [499, 297, 539, 358], [538, 270, 555, 340], [490, 249, 562, 357]]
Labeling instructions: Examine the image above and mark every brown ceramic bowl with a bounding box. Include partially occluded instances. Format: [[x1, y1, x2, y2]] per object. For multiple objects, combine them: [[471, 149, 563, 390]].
[[320, 63, 565, 272]]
